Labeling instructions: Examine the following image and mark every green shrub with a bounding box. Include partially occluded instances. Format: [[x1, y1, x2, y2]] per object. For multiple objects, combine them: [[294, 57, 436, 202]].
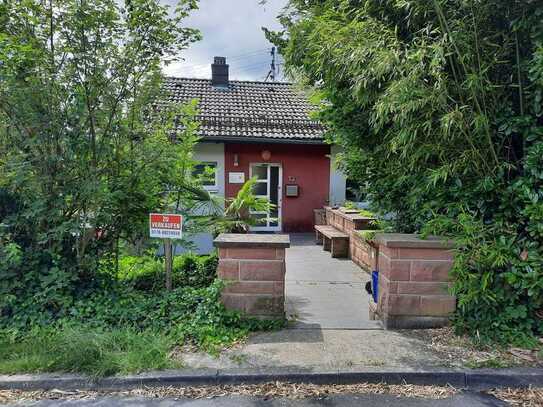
[[173, 253, 218, 289], [0, 278, 284, 376], [117, 252, 218, 292], [69, 281, 227, 332], [270, 0, 543, 347], [357, 208, 375, 218], [0, 246, 280, 358], [115, 255, 162, 291], [423, 213, 543, 347], [1, 278, 283, 351]]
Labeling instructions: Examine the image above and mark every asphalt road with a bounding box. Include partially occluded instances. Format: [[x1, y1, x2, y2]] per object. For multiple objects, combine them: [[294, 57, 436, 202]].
[[5, 392, 509, 406]]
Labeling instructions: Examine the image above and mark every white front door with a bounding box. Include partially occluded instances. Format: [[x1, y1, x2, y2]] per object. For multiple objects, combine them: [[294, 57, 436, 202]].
[[249, 163, 282, 232]]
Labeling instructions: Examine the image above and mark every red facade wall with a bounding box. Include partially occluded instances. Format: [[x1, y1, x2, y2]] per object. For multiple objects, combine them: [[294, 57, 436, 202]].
[[224, 143, 331, 232]]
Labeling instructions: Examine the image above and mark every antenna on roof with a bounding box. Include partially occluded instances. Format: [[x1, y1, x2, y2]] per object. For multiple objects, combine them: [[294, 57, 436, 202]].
[[264, 47, 276, 82]]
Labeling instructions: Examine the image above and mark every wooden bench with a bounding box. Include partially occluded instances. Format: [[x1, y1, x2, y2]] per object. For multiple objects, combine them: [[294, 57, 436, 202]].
[[314, 225, 349, 258]]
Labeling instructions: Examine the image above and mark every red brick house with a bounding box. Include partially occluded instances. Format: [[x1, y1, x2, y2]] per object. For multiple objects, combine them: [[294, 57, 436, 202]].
[[161, 57, 346, 236]]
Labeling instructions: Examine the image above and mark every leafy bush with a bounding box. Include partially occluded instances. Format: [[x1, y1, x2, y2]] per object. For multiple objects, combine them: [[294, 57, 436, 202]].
[[1, 277, 281, 348], [213, 177, 274, 234], [0, 249, 281, 369], [424, 213, 543, 347], [116, 252, 218, 292], [270, 0, 543, 346]]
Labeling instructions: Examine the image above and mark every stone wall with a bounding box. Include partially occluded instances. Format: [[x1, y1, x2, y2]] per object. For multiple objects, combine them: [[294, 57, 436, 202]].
[[373, 234, 455, 329], [325, 207, 345, 231], [214, 233, 290, 318], [325, 207, 374, 234]]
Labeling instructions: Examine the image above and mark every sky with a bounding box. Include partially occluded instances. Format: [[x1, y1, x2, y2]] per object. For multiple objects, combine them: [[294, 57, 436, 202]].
[[161, 0, 288, 81]]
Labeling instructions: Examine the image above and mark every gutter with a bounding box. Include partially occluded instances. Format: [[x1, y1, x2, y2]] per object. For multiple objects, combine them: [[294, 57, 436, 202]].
[[199, 136, 328, 145]]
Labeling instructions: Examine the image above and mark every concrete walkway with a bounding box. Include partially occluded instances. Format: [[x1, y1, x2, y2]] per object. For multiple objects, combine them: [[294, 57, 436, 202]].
[[179, 233, 448, 371], [285, 234, 382, 330]]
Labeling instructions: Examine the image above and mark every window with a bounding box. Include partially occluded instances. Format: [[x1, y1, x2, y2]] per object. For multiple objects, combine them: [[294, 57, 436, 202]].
[[193, 162, 218, 189]]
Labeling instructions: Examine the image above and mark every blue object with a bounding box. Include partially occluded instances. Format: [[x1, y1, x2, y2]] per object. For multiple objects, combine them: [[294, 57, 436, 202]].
[[371, 271, 379, 303]]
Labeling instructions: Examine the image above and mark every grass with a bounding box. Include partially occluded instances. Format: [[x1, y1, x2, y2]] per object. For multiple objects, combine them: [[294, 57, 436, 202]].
[[464, 356, 512, 369], [0, 326, 182, 377], [0, 281, 285, 377], [0, 253, 284, 378], [228, 353, 248, 366]]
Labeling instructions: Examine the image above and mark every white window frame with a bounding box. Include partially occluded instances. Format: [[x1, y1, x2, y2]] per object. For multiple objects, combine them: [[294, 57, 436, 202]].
[[194, 161, 219, 192], [249, 163, 282, 232]]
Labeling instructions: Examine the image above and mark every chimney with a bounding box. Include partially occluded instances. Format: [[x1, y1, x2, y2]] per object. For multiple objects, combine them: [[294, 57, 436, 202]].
[[211, 56, 229, 87]]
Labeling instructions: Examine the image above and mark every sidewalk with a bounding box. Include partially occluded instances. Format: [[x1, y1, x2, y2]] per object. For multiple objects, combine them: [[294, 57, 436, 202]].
[[285, 234, 382, 330]]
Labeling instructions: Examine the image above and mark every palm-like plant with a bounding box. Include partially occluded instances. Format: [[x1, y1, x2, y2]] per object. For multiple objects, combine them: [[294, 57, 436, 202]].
[[176, 177, 273, 235], [216, 177, 274, 234]]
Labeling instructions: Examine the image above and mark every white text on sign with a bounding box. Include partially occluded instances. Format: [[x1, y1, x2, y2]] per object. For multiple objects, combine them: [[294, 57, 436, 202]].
[[149, 213, 183, 240]]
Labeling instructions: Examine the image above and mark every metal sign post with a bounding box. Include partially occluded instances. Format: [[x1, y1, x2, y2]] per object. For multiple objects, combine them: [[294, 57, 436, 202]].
[[164, 238, 173, 291], [149, 213, 183, 290]]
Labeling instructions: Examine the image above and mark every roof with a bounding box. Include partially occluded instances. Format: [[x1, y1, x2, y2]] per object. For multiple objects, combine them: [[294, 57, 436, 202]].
[[157, 77, 326, 143]]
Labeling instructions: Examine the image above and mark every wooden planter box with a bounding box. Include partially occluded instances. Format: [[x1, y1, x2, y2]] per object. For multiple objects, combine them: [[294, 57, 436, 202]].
[[313, 209, 326, 226], [324, 207, 375, 235], [350, 231, 379, 273]]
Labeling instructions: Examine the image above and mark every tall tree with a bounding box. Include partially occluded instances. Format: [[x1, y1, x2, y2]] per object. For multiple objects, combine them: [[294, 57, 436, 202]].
[[0, 0, 201, 322]]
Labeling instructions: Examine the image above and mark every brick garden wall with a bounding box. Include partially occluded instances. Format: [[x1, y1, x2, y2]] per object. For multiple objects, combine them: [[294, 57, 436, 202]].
[[326, 208, 345, 231], [214, 234, 290, 318], [374, 234, 455, 329], [321, 207, 456, 329], [313, 209, 326, 226]]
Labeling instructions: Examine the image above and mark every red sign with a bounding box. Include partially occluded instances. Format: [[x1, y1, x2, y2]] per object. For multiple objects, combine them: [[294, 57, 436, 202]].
[[149, 213, 183, 239]]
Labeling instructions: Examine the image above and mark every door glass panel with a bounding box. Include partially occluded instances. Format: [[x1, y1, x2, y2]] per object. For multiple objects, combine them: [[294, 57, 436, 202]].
[[252, 165, 268, 180], [270, 166, 279, 206], [269, 207, 279, 227], [269, 166, 279, 226], [249, 164, 281, 230], [253, 213, 268, 226], [253, 182, 267, 196]]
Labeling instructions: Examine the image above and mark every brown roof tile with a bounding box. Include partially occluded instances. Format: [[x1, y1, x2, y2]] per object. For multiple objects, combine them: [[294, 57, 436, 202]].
[[157, 77, 326, 143]]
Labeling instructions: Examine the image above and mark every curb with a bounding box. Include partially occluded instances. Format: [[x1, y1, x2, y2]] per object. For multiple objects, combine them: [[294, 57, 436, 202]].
[[1, 368, 542, 392], [465, 368, 543, 390]]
